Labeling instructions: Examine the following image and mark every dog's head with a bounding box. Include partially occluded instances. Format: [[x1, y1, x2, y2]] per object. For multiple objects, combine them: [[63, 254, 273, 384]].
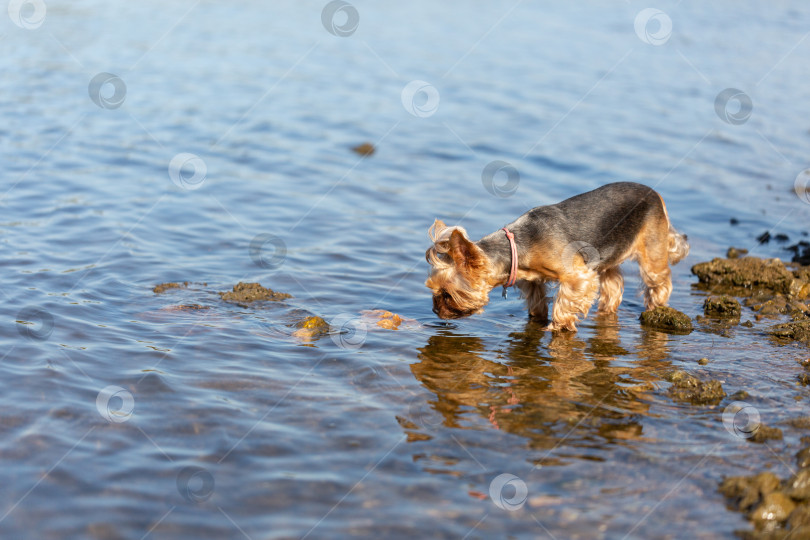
[[425, 219, 493, 319]]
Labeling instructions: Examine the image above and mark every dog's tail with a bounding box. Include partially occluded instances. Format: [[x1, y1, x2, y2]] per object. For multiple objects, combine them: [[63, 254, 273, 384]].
[[668, 227, 689, 265], [658, 194, 689, 265]]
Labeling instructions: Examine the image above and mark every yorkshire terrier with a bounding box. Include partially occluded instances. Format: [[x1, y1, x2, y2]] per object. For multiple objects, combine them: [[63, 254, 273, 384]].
[[425, 182, 689, 331]]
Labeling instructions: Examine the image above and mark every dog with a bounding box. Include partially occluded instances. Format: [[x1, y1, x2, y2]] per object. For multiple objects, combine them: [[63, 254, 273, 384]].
[[425, 182, 689, 331]]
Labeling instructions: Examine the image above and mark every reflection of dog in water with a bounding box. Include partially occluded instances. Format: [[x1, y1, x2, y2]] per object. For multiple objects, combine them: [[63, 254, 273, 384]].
[[425, 182, 689, 331], [409, 325, 661, 442]]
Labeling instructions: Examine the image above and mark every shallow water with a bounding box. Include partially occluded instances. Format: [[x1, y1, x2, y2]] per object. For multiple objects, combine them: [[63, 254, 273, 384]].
[[3, 1, 810, 538]]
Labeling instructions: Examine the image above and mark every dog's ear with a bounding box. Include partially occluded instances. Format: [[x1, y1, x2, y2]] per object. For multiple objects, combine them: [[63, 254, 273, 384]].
[[428, 219, 448, 243], [448, 229, 485, 271]]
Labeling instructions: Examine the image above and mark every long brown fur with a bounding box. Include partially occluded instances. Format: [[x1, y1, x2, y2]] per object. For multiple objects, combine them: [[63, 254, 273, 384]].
[[425, 182, 689, 332]]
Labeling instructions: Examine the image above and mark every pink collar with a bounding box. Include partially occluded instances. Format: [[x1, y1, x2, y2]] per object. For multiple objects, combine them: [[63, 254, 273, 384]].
[[502, 227, 517, 298]]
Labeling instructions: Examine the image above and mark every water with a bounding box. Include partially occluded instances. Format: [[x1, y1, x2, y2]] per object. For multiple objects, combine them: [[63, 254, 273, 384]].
[[3, 1, 810, 538]]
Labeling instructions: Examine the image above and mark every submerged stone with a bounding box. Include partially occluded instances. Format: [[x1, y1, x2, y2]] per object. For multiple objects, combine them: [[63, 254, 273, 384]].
[[665, 370, 725, 405], [351, 142, 375, 156]]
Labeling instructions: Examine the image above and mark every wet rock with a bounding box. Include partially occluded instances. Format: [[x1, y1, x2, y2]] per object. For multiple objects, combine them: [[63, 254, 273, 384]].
[[788, 504, 810, 529], [219, 282, 292, 304], [291, 316, 330, 341], [787, 525, 810, 538], [665, 370, 725, 405], [786, 470, 810, 501], [796, 447, 810, 469], [723, 424, 810, 535], [351, 142, 375, 156], [153, 282, 189, 293], [749, 424, 783, 444], [775, 234, 790, 243], [767, 321, 810, 345], [698, 357, 710, 365], [752, 295, 789, 316], [639, 306, 693, 333], [692, 257, 800, 295], [758, 231, 772, 244], [742, 320, 754, 328], [720, 472, 781, 511], [730, 390, 750, 400], [728, 247, 749, 259], [749, 492, 796, 527], [786, 418, 810, 430], [790, 301, 810, 321], [703, 296, 742, 318]]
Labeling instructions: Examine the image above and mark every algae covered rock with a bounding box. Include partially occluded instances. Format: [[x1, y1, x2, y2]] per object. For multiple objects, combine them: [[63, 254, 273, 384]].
[[691, 257, 799, 294], [219, 282, 292, 304], [748, 424, 783, 444], [767, 321, 810, 345], [665, 370, 725, 405], [719, 472, 781, 511], [639, 306, 693, 333], [786, 469, 810, 501], [703, 295, 742, 318], [749, 492, 796, 527], [153, 281, 189, 294], [788, 504, 810, 529]]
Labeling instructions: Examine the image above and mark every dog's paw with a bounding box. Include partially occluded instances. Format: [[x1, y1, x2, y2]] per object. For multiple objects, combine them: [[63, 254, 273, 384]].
[[544, 321, 577, 332]]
